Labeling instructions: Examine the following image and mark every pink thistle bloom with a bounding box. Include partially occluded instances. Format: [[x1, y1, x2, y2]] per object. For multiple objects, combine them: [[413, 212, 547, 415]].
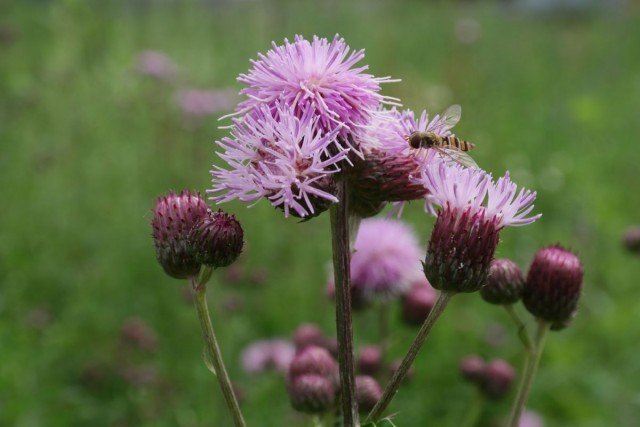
[[135, 50, 178, 81], [210, 103, 349, 218], [240, 339, 296, 375], [416, 162, 541, 293], [177, 88, 237, 117], [350, 218, 423, 301], [232, 34, 398, 147], [349, 107, 456, 215]]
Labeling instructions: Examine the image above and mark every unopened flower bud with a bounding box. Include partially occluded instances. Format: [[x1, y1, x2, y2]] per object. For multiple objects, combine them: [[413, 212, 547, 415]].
[[522, 245, 583, 324], [189, 209, 244, 268], [480, 259, 525, 305], [355, 375, 383, 413], [622, 226, 640, 253], [293, 323, 326, 352], [401, 284, 437, 326], [358, 346, 383, 376], [459, 355, 486, 384], [151, 191, 209, 279], [288, 346, 338, 383], [288, 374, 335, 414], [479, 359, 515, 400]]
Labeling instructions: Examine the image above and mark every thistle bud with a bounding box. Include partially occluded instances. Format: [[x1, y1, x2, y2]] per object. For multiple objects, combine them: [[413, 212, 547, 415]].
[[357, 346, 383, 376], [423, 208, 500, 293], [151, 191, 209, 279], [189, 209, 244, 269], [401, 283, 437, 326], [480, 259, 525, 305], [355, 375, 383, 414], [288, 346, 338, 383], [622, 226, 640, 253], [287, 374, 335, 414], [459, 355, 486, 384], [293, 323, 326, 352], [522, 245, 583, 324], [479, 359, 515, 400]]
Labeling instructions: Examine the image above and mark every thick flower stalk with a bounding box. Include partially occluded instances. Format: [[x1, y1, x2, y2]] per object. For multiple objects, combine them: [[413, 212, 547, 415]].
[[368, 162, 540, 422], [211, 103, 347, 218]]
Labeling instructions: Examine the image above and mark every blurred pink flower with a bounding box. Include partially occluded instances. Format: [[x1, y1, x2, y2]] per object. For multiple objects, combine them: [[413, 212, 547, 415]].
[[241, 339, 296, 374], [519, 410, 544, 427], [135, 50, 178, 81], [177, 88, 238, 117], [350, 218, 423, 301]]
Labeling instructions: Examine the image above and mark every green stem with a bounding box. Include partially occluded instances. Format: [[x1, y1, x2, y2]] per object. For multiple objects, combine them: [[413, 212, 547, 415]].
[[366, 291, 454, 422], [507, 319, 549, 427], [461, 390, 484, 427], [329, 179, 359, 427], [504, 304, 533, 352], [191, 275, 246, 427]]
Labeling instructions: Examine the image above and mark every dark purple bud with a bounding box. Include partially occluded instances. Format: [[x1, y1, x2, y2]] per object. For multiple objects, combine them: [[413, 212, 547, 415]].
[[357, 346, 383, 376], [480, 259, 525, 305], [189, 209, 244, 269], [401, 284, 437, 326], [424, 207, 500, 293], [293, 323, 326, 352], [479, 359, 515, 400], [151, 191, 209, 279], [288, 346, 338, 383], [459, 355, 486, 384], [622, 226, 640, 253], [522, 245, 583, 324], [287, 374, 335, 414], [355, 375, 383, 414]]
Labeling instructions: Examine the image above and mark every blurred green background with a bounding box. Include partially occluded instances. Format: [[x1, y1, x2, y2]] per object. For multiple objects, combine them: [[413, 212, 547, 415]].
[[2, 0, 640, 426]]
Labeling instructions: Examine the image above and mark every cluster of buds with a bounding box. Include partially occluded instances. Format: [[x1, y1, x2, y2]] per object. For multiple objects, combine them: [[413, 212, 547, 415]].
[[151, 191, 244, 280], [292, 323, 338, 358], [459, 355, 515, 400], [286, 346, 338, 414]]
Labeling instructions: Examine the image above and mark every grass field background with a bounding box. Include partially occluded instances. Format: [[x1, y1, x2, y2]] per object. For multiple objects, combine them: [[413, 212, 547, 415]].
[[2, 1, 640, 425]]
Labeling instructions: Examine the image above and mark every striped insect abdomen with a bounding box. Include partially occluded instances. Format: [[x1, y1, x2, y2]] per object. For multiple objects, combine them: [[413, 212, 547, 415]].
[[442, 136, 475, 151]]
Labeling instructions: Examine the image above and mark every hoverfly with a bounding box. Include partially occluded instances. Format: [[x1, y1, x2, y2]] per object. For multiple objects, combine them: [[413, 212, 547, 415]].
[[404, 105, 479, 169]]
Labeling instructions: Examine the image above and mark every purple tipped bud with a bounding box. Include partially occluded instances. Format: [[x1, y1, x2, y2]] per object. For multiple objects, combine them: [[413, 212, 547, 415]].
[[151, 191, 209, 279], [622, 226, 640, 253], [189, 209, 244, 269], [401, 283, 437, 326], [357, 346, 383, 376], [479, 359, 515, 400], [522, 245, 583, 324], [459, 355, 486, 384], [293, 323, 326, 352], [355, 375, 383, 414], [480, 259, 525, 305], [424, 207, 500, 293], [288, 374, 335, 414], [288, 346, 338, 383]]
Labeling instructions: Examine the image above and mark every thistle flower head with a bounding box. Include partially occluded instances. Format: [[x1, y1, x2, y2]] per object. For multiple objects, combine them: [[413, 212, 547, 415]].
[[189, 209, 244, 268], [210, 103, 348, 218], [240, 339, 296, 374], [479, 359, 515, 400], [287, 374, 335, 414], [235, 34, 397, 145], [418, 163, 540, 293], [293, 323, 326, 352], [288, 346, 338, 383], [355, 375, 383, 414], [151, 191, 209, 279], [522, 245, 583, 324], [622, 226, 640, 253], [351, 218, 423, 301], [357, 345, 383, 376], [480, 258, 525, 305], [459, 355, 486, 384]]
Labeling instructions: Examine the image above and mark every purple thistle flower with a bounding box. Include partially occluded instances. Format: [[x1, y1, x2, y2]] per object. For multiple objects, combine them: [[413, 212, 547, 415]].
[[240, 339, 296, 375], [416, 163, 540, 293], [232, 34, 398, 146], [210, 103, 349, 218], [350, 218, 423, 301]]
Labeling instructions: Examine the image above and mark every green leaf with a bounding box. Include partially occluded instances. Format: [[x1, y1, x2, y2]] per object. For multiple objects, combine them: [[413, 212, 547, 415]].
[[202, 347, 216, 375]]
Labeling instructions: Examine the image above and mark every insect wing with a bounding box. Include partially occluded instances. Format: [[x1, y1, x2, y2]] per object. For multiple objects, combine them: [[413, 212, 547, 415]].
[[434, 146, 479, 169], [441, 104, 462, 129]]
